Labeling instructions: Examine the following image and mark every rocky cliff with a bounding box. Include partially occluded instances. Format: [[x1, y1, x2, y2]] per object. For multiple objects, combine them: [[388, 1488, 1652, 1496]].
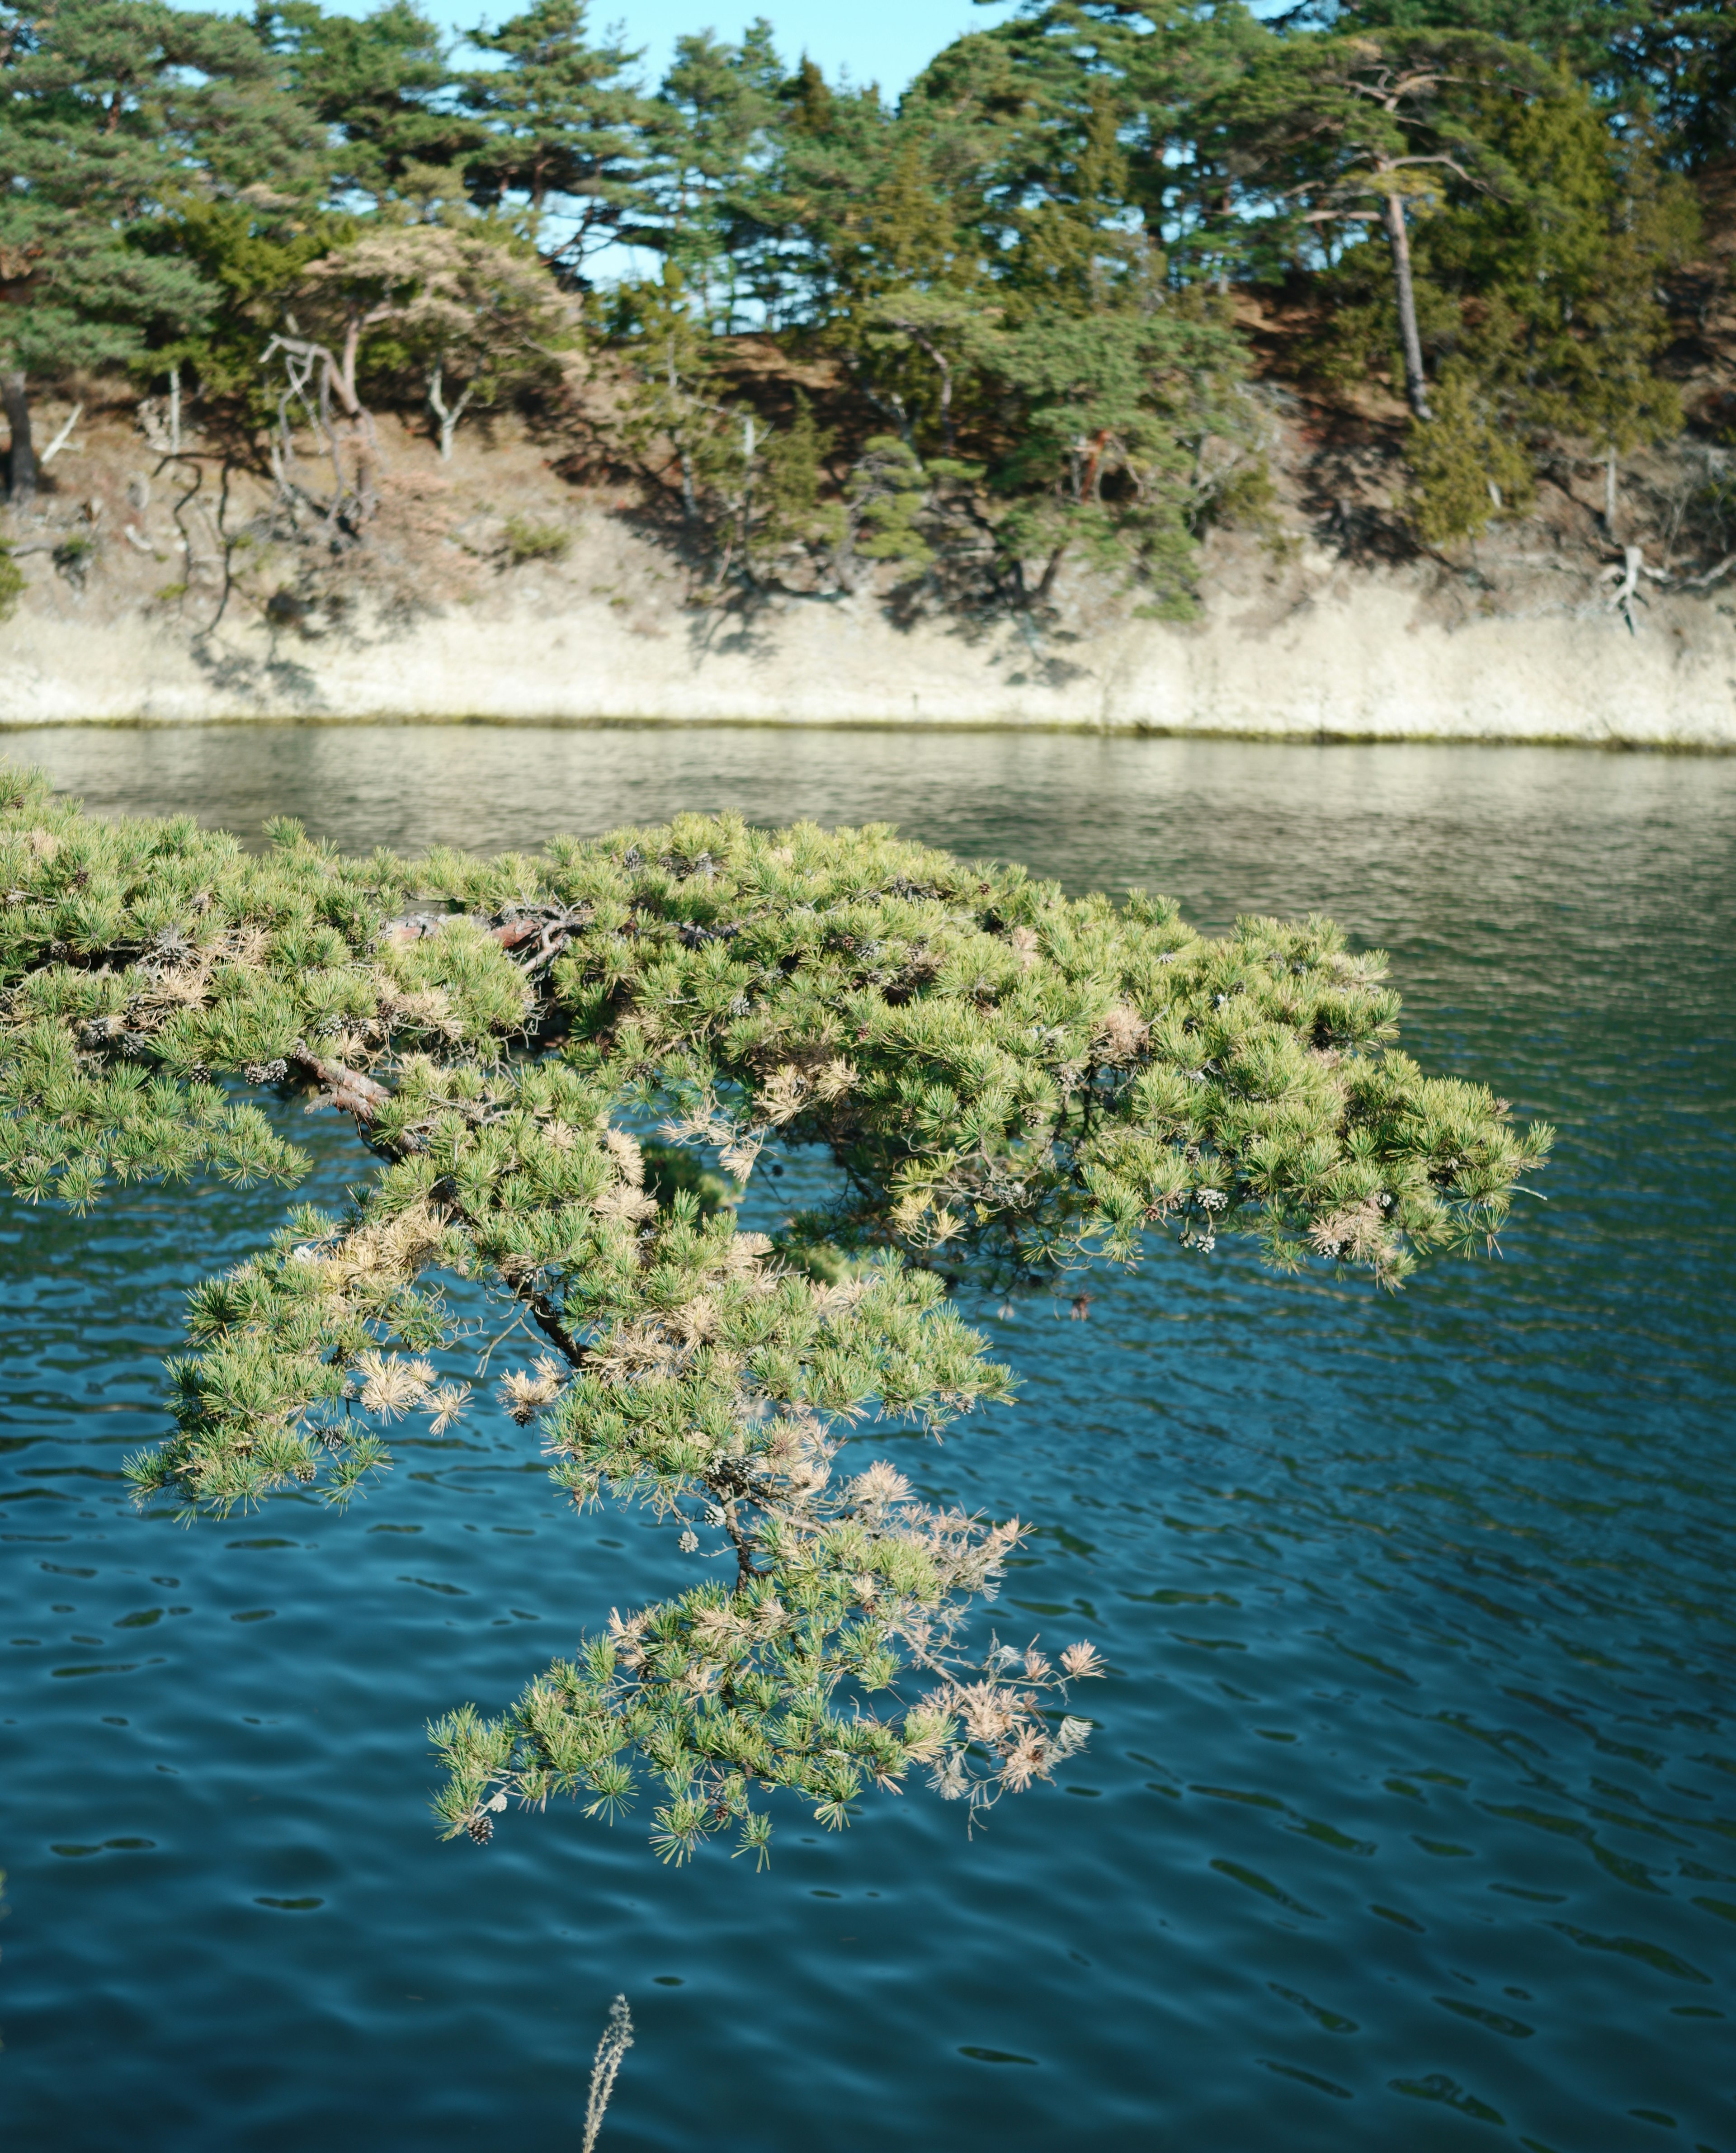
[[4, 387, 1731, 746]]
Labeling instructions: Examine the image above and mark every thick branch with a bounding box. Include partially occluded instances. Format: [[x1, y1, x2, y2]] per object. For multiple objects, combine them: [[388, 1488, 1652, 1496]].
[[289, 1043, 392, 1122]]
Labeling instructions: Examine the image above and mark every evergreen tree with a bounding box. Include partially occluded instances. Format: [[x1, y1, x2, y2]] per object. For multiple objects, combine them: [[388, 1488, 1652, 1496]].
[[640, 22, 787, 330], [751, 61, 893, 324], [0, 0, 1715, 588], [1406, 357, 1534, 543], [253, 0, 481, 200], [1307, 68, 1698, 528], [1326, 0, 1736, 168], [844, 434, 944, 569], [855, 289, 993, 458], [0, 0, 315, 503], [1646, 1, 1736, 166], [605, 264, 737, 533], [1426, 77, 1697, 517], [461, 0, 651, 273], [985, 274, 1255, 612], [900, 0, 1268, 291], [607, 268, 843, 587], [820, 143, 990, 453], [750, 390, 841, 565], [1203, 28, 1544, 418], [297, 223, 578, 458], [132, 202, 358, 407], [1003, 79, 1142, 318], [1317, 0, 1643, 92]]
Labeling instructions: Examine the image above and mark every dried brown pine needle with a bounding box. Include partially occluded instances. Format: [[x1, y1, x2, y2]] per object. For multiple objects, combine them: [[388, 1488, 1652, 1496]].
[[0, 779, 1548, 1867]]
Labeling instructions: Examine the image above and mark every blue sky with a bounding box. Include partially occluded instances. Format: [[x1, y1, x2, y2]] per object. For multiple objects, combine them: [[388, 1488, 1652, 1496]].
[[532, 0, 1019, 94], [297, 0, 1022, 96]]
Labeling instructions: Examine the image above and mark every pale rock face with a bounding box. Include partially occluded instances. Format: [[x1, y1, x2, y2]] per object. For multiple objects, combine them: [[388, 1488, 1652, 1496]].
[[3, 555, 1732, 746]]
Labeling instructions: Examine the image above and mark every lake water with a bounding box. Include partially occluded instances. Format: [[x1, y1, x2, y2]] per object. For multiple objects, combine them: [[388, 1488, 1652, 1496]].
[[2, 725, 1734, 2151]]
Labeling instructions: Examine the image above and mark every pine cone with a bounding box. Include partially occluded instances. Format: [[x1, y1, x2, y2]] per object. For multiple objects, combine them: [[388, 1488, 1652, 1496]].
[[466, 1810, 494, 1846]]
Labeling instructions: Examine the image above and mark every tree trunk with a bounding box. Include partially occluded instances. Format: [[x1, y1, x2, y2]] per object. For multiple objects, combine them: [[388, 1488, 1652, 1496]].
[[337, 316, 363, 417], [911, 333, 954, 455], [434, 378, 476, 463], [2, 369, 36, 507], [169, 364, 181, 455], [739, 414, 757, 577], [1380, 192, 1433, 423], [332, 316, 382, 520], [1604, 445, 1618, 535], [428, 361, 454, 460]]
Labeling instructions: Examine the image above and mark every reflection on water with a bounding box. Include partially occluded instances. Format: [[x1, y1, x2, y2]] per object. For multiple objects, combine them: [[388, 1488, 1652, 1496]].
[[1, 727, 1733, 2151]]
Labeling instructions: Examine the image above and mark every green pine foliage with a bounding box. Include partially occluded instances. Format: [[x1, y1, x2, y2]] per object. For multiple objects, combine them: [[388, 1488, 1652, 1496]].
[[1434, 80, 1698, 464], [0, 0, 317, 388], [254, 0, 482, 198], [1406, 362, 1536, 544], [462, 0, 649, 259], [986, 282, 1258, 614], [0, 771, 1548, 1861], [847, 437, 940, 568], [1282, 54, 1696, 532], [1332, 0, 1735, 168]]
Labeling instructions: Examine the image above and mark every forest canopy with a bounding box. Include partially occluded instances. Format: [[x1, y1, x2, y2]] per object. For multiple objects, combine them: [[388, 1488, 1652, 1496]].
[[0, 774, 1548, 1860], [0, 0, 1727, 587]]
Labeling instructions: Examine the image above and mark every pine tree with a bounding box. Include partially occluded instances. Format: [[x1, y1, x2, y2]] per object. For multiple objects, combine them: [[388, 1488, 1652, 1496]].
[[985, 279, 1255, 613], [899, 0, 1266, 291], [1312, 70, 1699, 531], [718, 56, 892, 326], [1005, 79, 1138, 320], [753, 391, 842, 565], [1428, 78, 1698, 521], [0, 0, 316, 504], [640, 24, 786, 331], [460, 0, 650, 273], [606, 264, 722, 522], [1203, 27, 1545, 419], [0, 776, 1548, 1862], [253, 0, 481, 201], [1330, 0, 1735, 168], [0, 0, 1715, 600], [132, 201, 358, 409], [820, 142, 989, 454], [295, 224, 578, 458]]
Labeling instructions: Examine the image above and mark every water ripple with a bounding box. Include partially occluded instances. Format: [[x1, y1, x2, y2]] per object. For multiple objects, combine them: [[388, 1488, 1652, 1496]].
[[0, 731, 1731, 2148]]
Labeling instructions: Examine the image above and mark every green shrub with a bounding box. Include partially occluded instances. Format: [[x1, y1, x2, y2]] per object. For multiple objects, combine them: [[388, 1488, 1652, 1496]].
[[503, 515, 572, 566], [1407, 364, 1535, 548]]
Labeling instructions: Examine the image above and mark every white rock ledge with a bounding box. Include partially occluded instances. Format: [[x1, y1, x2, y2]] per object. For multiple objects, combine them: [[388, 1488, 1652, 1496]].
[[4, 577, 1733, 746]]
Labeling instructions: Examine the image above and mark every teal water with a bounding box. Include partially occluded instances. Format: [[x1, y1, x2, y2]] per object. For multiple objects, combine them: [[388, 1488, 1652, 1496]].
[[2, 727, 1733, 2151]]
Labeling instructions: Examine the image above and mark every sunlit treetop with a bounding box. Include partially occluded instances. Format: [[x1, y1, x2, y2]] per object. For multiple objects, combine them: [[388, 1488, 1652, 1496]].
[[0, 770, 1549, 1864]]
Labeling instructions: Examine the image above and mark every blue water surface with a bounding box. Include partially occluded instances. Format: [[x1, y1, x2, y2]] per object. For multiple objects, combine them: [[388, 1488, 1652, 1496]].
[[1, 727, 1732, 2151]]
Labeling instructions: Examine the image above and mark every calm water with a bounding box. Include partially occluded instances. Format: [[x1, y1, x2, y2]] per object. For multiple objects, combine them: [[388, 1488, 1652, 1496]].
[[2, 726, 1734, 2152]]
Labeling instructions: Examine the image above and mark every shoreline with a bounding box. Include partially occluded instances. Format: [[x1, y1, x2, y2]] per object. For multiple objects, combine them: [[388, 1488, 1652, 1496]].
[[2, 710, 1729, 752]]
